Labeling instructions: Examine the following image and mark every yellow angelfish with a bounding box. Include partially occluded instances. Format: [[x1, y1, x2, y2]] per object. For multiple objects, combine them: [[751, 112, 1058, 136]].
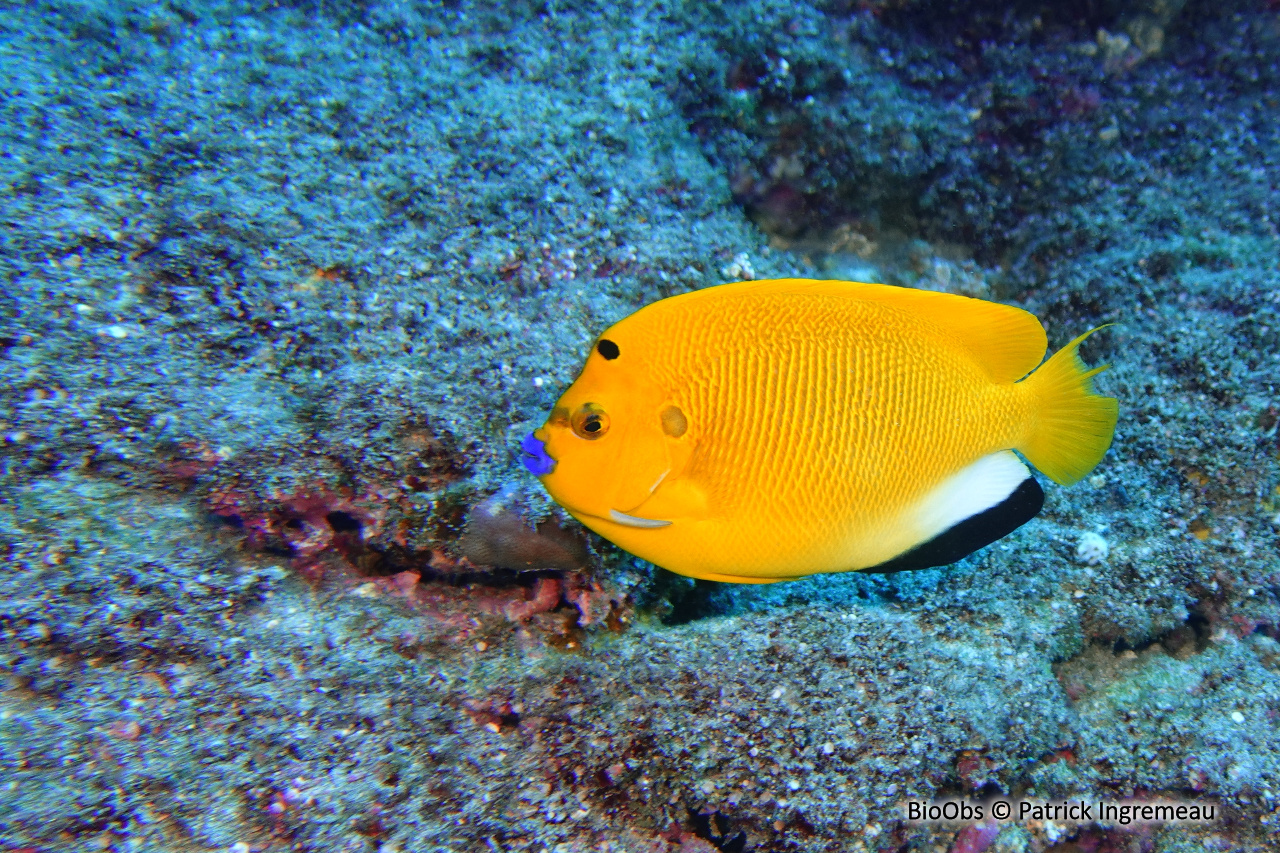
[[519, 279, 1118, 583]]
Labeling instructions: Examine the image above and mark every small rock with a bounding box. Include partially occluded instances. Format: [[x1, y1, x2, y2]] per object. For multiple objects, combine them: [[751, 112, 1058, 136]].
[[458, 490, 590, 572], [1075, 531, 1109, 565]]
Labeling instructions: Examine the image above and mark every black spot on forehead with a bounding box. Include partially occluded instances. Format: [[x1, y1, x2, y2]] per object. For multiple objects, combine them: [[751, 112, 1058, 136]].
[[596, 338, 620, 360]]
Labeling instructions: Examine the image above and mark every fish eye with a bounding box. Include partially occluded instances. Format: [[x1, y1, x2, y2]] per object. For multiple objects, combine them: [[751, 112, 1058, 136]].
[[571, 403, 609, 440]]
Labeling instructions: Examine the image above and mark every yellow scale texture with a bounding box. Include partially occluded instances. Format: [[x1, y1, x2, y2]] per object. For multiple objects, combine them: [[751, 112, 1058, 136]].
[[625, 289, 1024, 577], [531, 278, 1115, 583]]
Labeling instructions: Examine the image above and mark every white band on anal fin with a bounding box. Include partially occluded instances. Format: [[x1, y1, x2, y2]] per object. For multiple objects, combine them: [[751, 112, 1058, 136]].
[[912, 450, 1031, 542]]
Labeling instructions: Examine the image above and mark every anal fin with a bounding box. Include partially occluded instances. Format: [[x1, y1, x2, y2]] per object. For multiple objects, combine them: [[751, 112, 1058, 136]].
[[866, 451, 1044, 573]]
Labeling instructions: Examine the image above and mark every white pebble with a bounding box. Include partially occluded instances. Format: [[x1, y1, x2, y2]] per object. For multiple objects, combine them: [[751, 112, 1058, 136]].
[[1075, 531, 1109, 565], [1232, 711, 1245, 724]]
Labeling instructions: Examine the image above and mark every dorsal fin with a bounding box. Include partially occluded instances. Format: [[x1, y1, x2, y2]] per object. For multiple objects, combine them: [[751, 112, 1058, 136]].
[[844, 282, 1047, 383], [673, 279, 1049, 383]]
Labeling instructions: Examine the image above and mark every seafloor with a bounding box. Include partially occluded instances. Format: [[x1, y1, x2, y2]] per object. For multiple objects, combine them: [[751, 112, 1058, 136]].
[[2, 0, 1279, 851]]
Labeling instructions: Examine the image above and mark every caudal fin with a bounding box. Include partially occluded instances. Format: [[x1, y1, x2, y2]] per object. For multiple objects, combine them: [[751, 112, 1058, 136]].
[[1018, 327, 1119, 486]]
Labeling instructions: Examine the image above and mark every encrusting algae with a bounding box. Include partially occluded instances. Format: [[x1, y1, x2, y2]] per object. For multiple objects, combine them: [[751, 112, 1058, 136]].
[[523, 279, 1118, 583]]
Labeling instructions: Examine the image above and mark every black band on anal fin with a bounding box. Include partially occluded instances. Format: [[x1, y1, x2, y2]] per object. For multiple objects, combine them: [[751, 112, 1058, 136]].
[[864, 477, 1045, 574]]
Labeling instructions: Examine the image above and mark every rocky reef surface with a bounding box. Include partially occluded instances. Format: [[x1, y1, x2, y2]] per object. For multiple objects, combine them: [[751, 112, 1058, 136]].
[[2, 1, 1279, 851]]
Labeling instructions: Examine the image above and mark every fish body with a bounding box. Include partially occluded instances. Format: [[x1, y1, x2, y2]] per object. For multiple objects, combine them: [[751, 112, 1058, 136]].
[[523, 279, 1117, 583]]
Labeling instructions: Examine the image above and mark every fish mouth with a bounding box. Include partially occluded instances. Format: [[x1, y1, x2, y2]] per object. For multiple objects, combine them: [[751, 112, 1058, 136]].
[[519, 432, 556, 476], [608, 509, 671, 529], [522, 430, 670, 528]]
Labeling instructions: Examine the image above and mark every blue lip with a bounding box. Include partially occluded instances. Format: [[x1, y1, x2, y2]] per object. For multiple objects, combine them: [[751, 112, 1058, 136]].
[[520, 431, 556, 476]]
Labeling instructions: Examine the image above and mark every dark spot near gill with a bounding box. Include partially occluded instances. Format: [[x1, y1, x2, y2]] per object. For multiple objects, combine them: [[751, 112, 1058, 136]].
[[596, 338, 620, 360]]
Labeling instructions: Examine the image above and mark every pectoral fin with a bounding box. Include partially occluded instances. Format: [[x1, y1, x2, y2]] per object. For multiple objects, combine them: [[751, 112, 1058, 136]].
[[628, 475, 709, 522]]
